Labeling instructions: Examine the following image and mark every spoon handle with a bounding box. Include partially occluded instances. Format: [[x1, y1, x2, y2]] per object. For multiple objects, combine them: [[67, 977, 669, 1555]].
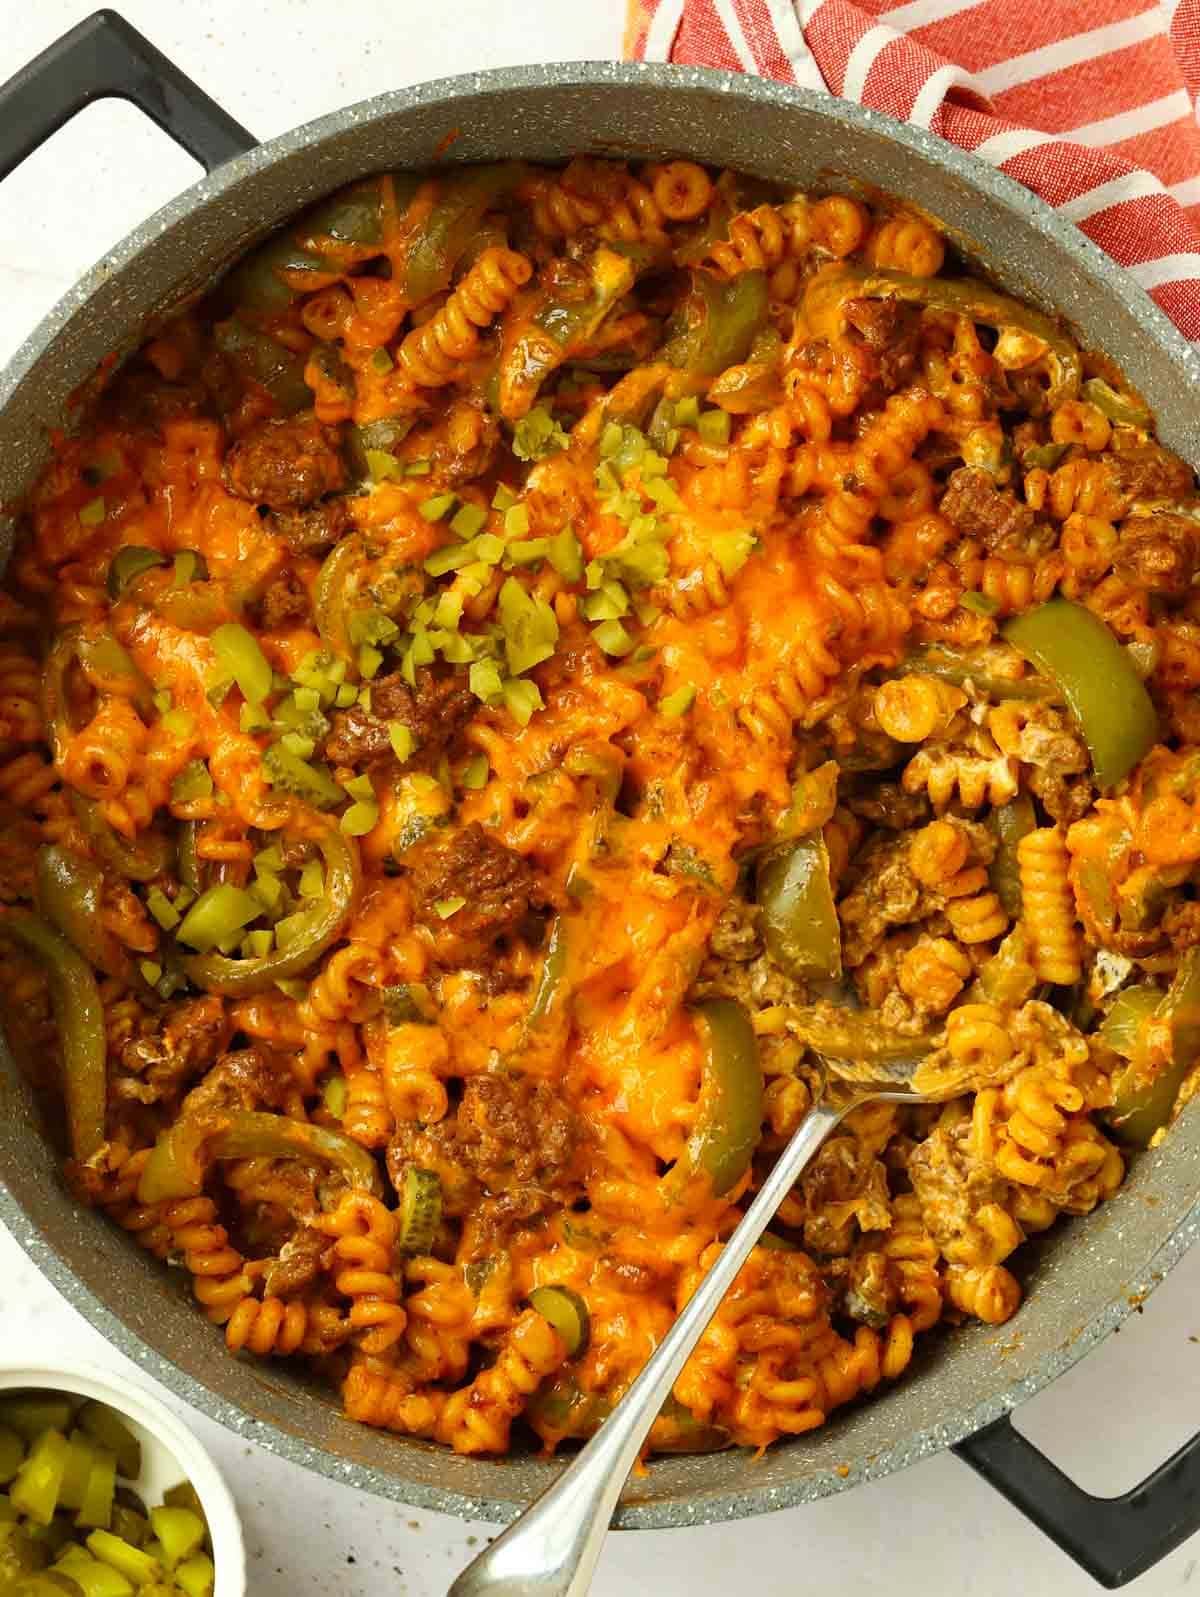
[[447, 1101, 846, 1597]]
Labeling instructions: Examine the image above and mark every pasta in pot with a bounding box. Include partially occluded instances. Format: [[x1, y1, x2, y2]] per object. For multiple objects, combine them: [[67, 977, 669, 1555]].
[[2, 157, 1199, 1460]]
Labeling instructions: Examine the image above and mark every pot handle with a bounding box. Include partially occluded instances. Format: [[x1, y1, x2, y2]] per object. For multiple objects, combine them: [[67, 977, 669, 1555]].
[[0, 8, 256, 183], [954, 1415, 1200, 1588]]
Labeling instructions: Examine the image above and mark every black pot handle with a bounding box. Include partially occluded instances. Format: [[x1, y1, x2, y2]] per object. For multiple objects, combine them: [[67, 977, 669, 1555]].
[[955, 1415, 1200, 1588], [0, 7, 256, 183]]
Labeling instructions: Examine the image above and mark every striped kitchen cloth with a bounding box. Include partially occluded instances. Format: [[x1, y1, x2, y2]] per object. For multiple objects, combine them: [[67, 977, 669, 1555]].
[[624, 0, 1200, 340]]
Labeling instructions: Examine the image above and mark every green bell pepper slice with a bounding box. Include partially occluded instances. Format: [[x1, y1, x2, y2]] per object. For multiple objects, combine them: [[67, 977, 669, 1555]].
[[786, 1005, 936, 1068], [1107, 951, 1200, 1144], [67, 795, 174, 884], [1003, 600, 1158, 790], [651, 1396, 732, 1454], [665, 998, 763, 1199], [809, 266, 1082, 408], [498, 247, 636, 420], [313, 534, 367, 659], [34, 847, 138, 986], [1080, 376, 1151, 429], [756, 835, 842, 981], [0, 912, 106, 1161], [891, 647, 1055, 703], [1099, 984, 1161, 1059], [42, 628, 153, 765], [213, 319, 311, 416], [515, 916, 571, 1071], [663, 269, 769, 380], [182, 826, 359, 994], [526, 1374, 611, 1442], [987, 794, 1038, 917], [227, 176, 409, 315], [137, 1108, 383, 1204], [399, 163, 524, 305]]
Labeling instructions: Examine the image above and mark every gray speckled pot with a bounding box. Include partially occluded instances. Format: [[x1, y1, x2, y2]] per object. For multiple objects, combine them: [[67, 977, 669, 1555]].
[[1, 62, 1199, 1530]]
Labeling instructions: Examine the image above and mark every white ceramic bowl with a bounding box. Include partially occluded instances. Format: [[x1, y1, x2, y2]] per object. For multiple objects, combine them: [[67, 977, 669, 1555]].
[[0, 1359, 245, 1595]]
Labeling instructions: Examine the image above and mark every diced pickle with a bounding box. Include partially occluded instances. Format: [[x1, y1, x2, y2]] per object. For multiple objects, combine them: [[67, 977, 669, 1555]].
[[14, 1574, 85, 1595], [74, 1450, 116, 1533], [159, 1487, 205, 1536], [0, 1401, 76, 1447], [0, 1427, 26, 1486], [174, 1552, 215, 1597], [147, 1509, 203, 1571], [10, 1431, 71, 1526], [84, 1531, 161, 1587], [0, 1519, 47, 1576], [527, 1286, 590, 1357], [57, 1436, 97, 1514], [54, 1548, 132, 1597], [106, 1510, 147, 1552], [77, 1406, 141, 1483]]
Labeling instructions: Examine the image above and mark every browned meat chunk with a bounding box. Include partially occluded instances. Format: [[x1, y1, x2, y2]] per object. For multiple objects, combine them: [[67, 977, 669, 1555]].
[[846, 781, 931, 831], [269, 497, 352, 556], [255, 567, 311, 629], [106, 373, 206, 432], [262, 1227, 330, 1298], [325, 669, 475, 769], [843, 297, 920, 394], [120, 996, 231, 1105], [387, 1072, 584, 1207], [224, 415, 344, 510], [1113, 513, 1200, 596], [940, 466, 1041, 553], [1110, 440, 1195, 504], [178, 1047, 293, 1122], [406, 823, 542, 956], [458, 1073, 582, 1193]]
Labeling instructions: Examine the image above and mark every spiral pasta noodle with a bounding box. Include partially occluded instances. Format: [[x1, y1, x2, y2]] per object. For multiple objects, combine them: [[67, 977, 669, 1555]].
[[399, 247, 532, 387], [1017, 828, 1082, 985]]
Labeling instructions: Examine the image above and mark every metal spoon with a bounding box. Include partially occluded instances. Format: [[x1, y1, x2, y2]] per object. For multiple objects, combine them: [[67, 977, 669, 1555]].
[[448, 1058, 938, 1597]]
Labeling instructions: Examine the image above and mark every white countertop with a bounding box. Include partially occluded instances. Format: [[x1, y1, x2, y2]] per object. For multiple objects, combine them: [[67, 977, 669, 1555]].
[[1, 3, 1199, 1591]]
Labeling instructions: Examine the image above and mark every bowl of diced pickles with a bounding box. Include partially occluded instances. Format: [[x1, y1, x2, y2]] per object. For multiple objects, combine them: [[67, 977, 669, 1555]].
[[0, 1363, 244, 1596]]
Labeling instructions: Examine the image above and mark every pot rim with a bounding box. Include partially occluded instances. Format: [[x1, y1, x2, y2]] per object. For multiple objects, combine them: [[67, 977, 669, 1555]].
[[2, 57, 1199, 1529]]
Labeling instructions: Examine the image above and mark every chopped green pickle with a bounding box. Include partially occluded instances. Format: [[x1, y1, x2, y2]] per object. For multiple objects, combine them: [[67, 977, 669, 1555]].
[[105, 1510, 146, 1553], [158, 1488, 203, 1529], [397, 1167, 442, 1254], [57, 1436, 96, 1514], [528, 1286, 591, 1357], [0, 1427, 25, 1486], [0, 1402, 76, 1448], [10, 1431, 71, 1526], [55, 1547, 133, 1597], [0, 1519, 46, 1577], [77, 1403, 140, 1482], [73, 1449, 116, 1532], [85, 1532, 161, 1587], [147, 1510, 203, 1571], [174, 1553, 215, 1597]]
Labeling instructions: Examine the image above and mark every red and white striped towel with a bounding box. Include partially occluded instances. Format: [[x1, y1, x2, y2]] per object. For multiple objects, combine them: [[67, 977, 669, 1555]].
[[624, 0, 1200, 341]]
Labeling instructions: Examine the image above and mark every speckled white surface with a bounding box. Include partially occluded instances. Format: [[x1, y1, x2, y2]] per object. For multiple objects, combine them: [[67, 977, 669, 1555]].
[[1, 4, 1200, 1592]]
